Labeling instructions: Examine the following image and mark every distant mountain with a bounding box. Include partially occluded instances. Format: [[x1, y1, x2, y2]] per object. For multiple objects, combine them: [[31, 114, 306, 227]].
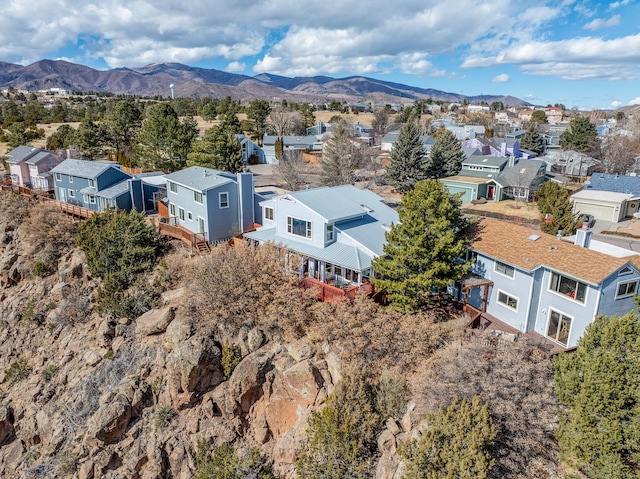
[[0, 59, 530, 106]]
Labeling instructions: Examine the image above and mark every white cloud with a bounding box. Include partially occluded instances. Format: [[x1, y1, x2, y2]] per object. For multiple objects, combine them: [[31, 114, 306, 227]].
[[610, 0, 632, 9], [226, 61, 245, 72], [631, 97, 640, 105], [611, 100, 622, 108], [492, 73, 510, 82], [583, 15, 621, 30]]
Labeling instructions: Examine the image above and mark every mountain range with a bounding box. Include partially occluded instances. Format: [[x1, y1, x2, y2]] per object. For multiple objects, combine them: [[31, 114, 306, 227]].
[[0, 59, 529, 106]]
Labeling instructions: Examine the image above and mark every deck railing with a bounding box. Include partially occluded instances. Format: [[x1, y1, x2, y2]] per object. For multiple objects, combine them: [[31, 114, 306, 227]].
[[299, 277, 376, 303], [40, 198, 97, 218]]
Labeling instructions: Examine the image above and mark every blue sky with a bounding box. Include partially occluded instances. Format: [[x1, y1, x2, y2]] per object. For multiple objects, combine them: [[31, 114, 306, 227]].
[[2, 0, 639, 110]]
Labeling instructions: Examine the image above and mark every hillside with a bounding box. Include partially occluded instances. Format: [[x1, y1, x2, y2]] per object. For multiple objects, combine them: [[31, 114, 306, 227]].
[[0, 193, 561, 478], [0, 60, 529, 106]]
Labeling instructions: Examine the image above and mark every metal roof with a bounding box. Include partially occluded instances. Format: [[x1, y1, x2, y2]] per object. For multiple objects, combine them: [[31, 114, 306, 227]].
[[585, 173, 640, 197], [5, 146, 41, 164], [164, 166, 235, 192], [95, 181, 130, 200], [463, 155, 508, 168]]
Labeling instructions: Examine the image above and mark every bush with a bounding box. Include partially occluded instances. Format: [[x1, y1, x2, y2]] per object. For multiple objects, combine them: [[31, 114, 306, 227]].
[[195, 439, 274, 479], [400, 396, 496, 479], [221, 342, 241, 379], [41, 364, 58, 382], [5, 358, 32, 384], [375, 370, 409, 420], [155, 404, 174, 429], [33, 261, 49, 277], [21, 300, 37, 322]]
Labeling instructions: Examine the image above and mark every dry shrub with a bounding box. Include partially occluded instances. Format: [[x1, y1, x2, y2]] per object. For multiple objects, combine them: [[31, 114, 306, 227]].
[[413, 339, 560, 479], [189, 242, 315, 338], [0, 191, 35, 229], [308, 294, 463, 373]]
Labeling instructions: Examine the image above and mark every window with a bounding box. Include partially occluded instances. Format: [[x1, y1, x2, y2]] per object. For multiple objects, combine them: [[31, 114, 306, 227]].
[[88, 179, 95, 188], [89, 195, 96, 204], [169, 203, 176, 216], [55, 173, 61, 182], [495, 261, 515, 278], [616, 280, 638, 299], [68, 189, 75, 198], [68, 175, 73, 183], [179, 207, 185, 221], [265, 207, 274, 221], [287, 216, 312, 238], [219, 192, 229, 208], [549, 272, 586, 303], [169, 182, 177, 194], [497, 290, 518, 310], [547, 309, 572, 346], [619, 266, 633, 276], [194, 191, 203, 203], [326, 224, 334, 242], [188, 211, 193, 221]]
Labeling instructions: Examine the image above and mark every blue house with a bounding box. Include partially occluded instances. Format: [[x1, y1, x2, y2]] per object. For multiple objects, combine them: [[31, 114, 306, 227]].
[[460, 218, 640, 348], [245, 185, 399, 286], [51, 159, 146, 212], [163, 166, 261, 244]]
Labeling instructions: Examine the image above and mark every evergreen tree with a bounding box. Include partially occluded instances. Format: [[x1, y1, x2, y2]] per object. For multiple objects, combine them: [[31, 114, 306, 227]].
[[560, 116, 598, 153], [187, 124, 243, 173], [372, 179, 471, 312], [400, 396, 496, 479], [246, 99, 271, 145], [386, 121, 427, 193], [101, 99, 143, 165], [274, 136, 284, 162], [218, 133, 244, 173], [531, 110, 548, 124], [426, 129, 464, 179], [520, 124, 544, 155], [553, 312, 640, 478], [536, 181, 581, 235]]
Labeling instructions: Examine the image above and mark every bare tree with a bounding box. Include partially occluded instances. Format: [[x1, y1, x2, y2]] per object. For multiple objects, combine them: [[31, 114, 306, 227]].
[[321, 123, 375, 186], [601, 133, 640, 175], [267, 105, 304, 136], [273, 149, 309, 191]]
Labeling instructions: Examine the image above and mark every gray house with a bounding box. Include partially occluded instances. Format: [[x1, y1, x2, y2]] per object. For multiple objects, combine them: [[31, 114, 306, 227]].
[[163, 166, 261, 243], [51, 159, 144, 212], [459, 218, 640, 348]]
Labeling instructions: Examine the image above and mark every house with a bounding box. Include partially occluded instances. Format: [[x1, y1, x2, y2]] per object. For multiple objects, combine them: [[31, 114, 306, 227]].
[[458, 218, 640, 348], [163, 166, 261, 244], [541, 150, 601, 176], [236, 135, 265, 164], [441, 156, 546, 202], [262, 135, 323, 164], [571, 190, 636, 222], [51, 159, 146, 212], [5, 146, 63, 189], [381, 132, 435, 152], [244, 185, 399, 286]]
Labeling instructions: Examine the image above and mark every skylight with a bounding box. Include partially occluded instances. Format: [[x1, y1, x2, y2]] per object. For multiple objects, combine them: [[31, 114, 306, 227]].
[[528, 234, 541, 241]]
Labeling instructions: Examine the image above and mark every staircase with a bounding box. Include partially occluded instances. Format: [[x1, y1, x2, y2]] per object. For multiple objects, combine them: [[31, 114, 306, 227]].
[[194, 239, 210, 255]]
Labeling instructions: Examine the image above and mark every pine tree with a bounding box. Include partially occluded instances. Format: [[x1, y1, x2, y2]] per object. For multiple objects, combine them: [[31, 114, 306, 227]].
[[372, 179, 471, 312], [560, 116, 598, 153], [520, 124, 544, 155], [536, 181, 581, 235], [426, 129, 464, 178], [553, 312, 640, 478], [386, 121, 427, 193], [400, 396, 496, 479]]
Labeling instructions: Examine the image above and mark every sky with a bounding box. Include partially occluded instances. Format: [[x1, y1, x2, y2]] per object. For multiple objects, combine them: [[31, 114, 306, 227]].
[[1, 0, 639, 110]]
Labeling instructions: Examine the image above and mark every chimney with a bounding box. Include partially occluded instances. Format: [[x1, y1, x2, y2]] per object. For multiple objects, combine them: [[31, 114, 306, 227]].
[[508, 155, 516, 167], [574, 225, 592, 248]]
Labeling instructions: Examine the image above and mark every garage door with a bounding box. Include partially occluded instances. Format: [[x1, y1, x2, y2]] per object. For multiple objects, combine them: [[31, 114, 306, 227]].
[[445, 185, 473, 202], [573, 201, 616, 222]]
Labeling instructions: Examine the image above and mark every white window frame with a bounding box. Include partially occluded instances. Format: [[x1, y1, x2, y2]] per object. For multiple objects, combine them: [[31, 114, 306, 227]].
[[55, 173, 61, 182], [287, 216, 312, 239], [219, 192, 229, 209], [68, 175, 73, 183], [187, 211, 193, 221], [549, 272, 587, 304], [326, 224, 334, 242], [616, 280, 638, 299], [619, 266, 633, 276], [88, 178, 95, 188], [179, 207, 185, 221], [265, 206, 274, 221], [497, 290, 519, 311], [68, 189, 75, 198], [89, 195, 96, 204], [169, 182, 177, 194], [546, 308, 573, 346], [194, 191, 203, 204], [169, 203, 176, 216], [494, 261, 515, 278]]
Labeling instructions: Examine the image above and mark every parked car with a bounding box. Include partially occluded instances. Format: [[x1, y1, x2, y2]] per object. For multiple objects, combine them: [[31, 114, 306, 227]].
[[578, 214, 595, 228]]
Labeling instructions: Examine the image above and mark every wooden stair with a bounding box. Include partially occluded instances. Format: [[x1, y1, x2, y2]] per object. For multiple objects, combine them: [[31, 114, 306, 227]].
[[194, 239, 211, 255]]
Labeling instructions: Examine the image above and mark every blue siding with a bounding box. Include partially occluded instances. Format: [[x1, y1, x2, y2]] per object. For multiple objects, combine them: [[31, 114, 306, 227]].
[[597, 265, 640, 317]]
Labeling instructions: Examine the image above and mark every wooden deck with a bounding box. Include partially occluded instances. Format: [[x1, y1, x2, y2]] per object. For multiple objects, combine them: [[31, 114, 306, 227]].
[[464, 306, 571, 356], [1, 183, 54, 198], [299, 277, 377, 303], [157, 220, 210, 254], [39, 198, 98, 218]]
